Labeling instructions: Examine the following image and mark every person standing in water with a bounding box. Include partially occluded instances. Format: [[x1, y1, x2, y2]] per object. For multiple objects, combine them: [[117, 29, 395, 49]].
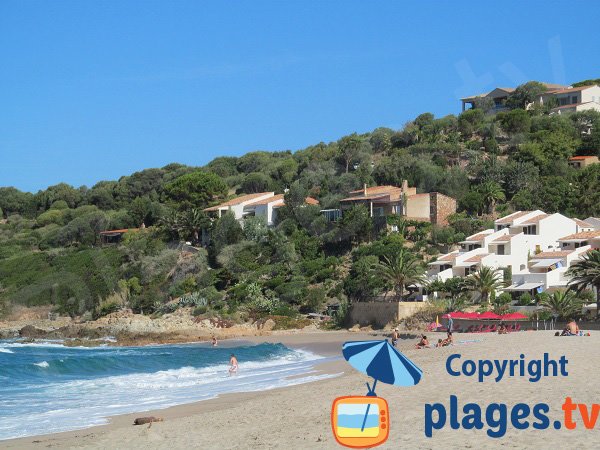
[[229, 354, 238, 375], [212, 336, 218, 347]]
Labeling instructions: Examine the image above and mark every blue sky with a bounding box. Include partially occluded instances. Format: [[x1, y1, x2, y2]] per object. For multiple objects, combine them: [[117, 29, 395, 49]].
[[2, 1, 599, 192]]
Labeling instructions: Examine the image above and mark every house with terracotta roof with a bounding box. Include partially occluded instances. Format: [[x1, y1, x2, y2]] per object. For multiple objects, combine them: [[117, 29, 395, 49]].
[[426, 210, 588, 298], [558, 230, 600, 251], [568, 156, 599, 169], [541, 84, 600, 115], [461, 83, 600, 115], [337, 181, 457, 225], [460, 83, 566, 112], [203, 192, 319, 226]]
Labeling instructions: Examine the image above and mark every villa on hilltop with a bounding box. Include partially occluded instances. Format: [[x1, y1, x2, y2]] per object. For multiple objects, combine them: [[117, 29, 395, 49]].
[[461, 82, 600, 115]]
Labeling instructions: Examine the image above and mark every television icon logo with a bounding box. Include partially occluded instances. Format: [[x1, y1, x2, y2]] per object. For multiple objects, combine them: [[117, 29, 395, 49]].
[[331, 396, 389, 448]]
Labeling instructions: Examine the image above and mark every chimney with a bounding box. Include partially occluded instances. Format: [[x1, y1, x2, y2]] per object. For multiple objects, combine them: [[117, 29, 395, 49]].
[[363, 183, 368, 196], [402, 179, 408, 192]]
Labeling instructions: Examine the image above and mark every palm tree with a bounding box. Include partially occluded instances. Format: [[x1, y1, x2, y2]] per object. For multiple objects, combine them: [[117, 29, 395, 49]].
[[567, 250, 600, 319], [478, 181, 505, 215], [465, 266, 505, 306], [372, 250, 425, 301], [540, 290, 582, 320]]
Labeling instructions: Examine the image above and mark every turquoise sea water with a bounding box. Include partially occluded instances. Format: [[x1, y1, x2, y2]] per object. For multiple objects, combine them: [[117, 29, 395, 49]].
[[0, 339, 336, 440]]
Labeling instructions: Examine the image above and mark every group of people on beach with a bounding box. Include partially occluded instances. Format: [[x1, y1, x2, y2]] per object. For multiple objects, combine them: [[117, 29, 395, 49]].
[[415, 331, 453, 349]]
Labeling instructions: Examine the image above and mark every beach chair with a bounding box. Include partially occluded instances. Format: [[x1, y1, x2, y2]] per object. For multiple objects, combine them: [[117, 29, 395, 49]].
[[488, 324, 497, 333], [465, 325, 475, 333], [514, 324, 521, 332], [473, 325, 485, 333], [480, 325, 491, 333]]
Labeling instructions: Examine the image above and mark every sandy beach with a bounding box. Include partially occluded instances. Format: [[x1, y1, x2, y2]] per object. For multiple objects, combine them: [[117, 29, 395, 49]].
[[4, 329, 600, 449]]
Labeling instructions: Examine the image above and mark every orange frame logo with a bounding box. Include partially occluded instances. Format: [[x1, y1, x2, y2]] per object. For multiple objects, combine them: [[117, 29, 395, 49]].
[[331, 396, 390, 448]]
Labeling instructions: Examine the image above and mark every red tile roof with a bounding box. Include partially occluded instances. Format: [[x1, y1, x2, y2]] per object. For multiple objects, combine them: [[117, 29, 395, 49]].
[[100, 228, 139, 235], [272, 196, 319, 208], [248, 194, 285, 206], [495, 211, 532, 224], [569, 156, 598, 161], [465, 254, 488, 263], [551, 85, 598, 94], [574, 218, 593, 228], [437, 253, 459, 262], [521, 214, 549, 225], [464, 232, 492, 241], [348, 185, 402, 195], [559, 230, 600, 241], [203, 192, 274, 211], [533, 250, 573, 258], [492, 234, 513, 242]]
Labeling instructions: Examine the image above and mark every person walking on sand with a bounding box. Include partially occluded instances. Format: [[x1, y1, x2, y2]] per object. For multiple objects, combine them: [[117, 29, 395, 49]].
[[229, 354, 238, 375], [392, 328, 399, 347], [447, 313, 453, 333]]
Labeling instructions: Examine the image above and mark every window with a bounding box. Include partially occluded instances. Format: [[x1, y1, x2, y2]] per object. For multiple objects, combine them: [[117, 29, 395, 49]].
[[468, 244, 481, 251], [497, 244, 505, 255], [373, 207, 384, 217], [572, 96, 578, 104]]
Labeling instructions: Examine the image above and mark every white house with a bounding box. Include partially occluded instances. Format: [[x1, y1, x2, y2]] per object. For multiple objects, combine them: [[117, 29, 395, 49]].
[[461, 83, 600, 115], [203, 192, 319, 226], [427, 211, 589, 298]]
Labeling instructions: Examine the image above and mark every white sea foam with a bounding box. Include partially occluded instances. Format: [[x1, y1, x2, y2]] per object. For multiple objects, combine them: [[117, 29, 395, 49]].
[[33, 361, 49, 368], [0, 348, 14, 354], [0, 346, 339, 441]]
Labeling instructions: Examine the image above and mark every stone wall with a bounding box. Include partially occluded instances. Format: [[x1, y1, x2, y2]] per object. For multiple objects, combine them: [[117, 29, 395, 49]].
[[350, 302, 429, 327], [430, 193, 457, 226]]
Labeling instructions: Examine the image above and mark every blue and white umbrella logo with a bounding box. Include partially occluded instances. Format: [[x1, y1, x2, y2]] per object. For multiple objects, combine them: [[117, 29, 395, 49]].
[[342, 340, 423, 391]]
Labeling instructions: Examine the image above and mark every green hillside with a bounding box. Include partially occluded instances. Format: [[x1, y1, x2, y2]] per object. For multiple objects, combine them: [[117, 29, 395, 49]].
[[1, 81, 600, 321]]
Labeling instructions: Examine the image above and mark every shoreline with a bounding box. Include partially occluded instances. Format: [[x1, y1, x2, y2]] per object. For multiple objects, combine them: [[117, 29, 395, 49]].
[[5, 330, 599, 449], [1, 331, 372, 448]]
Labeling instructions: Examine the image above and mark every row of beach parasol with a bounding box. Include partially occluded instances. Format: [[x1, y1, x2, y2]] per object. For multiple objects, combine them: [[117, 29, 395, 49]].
[[441, 311, 529, 320]]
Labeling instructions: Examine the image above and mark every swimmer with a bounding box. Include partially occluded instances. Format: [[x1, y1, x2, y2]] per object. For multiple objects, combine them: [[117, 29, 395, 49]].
[[229, 354, 238, 375]]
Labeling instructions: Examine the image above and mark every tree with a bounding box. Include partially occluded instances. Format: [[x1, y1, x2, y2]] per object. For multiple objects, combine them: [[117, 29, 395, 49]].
[[0, 187, 34, 218], [210, 212, 243, 255], [506, 81, 547, 109], [338, 133, 362, 173], [478, 181, 505, 214], [240, 172, 272, 193], [465, 266, 504, 305], [458, 109, 484, 137], [497, 109, 531, 134], [337, 205, 373, 244], [177, 208, 210, 244], [567, 250, 600, 319], [540, 290, 582, 320], [575, 164, 600, 217], [371, 249, 425, 300], [164, 171, 228, 210]]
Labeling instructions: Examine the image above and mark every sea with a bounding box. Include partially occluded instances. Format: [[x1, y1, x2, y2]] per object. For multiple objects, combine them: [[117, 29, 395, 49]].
[[0, 339, 338, 441]]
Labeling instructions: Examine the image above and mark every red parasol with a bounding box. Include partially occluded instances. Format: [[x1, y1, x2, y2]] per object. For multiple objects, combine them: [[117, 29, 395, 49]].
[[501, 312, 528, 320], [478, 311, 501, 320]]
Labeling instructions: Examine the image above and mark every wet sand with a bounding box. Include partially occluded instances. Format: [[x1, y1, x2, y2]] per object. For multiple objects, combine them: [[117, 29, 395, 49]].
[[4, 330, 600, 449]]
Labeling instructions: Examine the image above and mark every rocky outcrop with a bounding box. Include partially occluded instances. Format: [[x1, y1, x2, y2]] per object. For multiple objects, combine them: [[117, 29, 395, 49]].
[[19, 325, 48, 338]]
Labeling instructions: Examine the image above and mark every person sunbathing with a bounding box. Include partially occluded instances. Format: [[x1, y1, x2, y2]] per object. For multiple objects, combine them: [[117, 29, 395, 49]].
[[561, 319, 580, 336], [498, 323, 508, 335], [416, 335, 429, 349]]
